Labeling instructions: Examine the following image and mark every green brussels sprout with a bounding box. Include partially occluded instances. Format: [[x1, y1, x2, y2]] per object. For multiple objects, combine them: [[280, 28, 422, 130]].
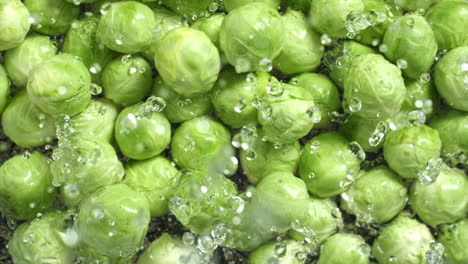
[[372, 213, 434, 264], [77, 184, 151, 258], [69, 98, 119, 144], [115, 101, 171, 160], [124, 156, 181, 217], [172, 116, 232, 171], [8, 211, 74, 264], [273, 10, 324, 75], [430, 109, 468, 159], [291, 73, 341, 129], [161, 0, 212, 19], [383, 14, 438, 79], [0, 0, 31, 51], [224, 0, 280, 12], [282, 0, 311, 13], [170, 171, 238, 234], [0, 152, 55, 220], [309, 0, 365, 38], [51, 137, 125, 207], [434, 46, 468, 111], [24, 0, 79, 36], [0, 65, 11, 114], [97, 1, 157, 53], [64, 0, 98, 3], [340, 115, 388, 152], [102, 54, 153, 106], [137, 233, 204, 264], [438, 219, 468, 264], [63, 16, 116, 84], [240, 128, 301, 185], [386, 0, 441, 11], [75, 245, 133, 264], [152, 77, 212, 123], [341, 166, 408, 223], [2, 91, 55, 148], [410, 168, 468, 227], [289, 197, 343, 243], [425, 0, 468, 50], [248, 239, 307, 264], [343, 54, 406, 120], [191, 13, 225, 48], [4, 35, 58, 87], [155, 27, 220, 96], [258, 83, 316, 144], [27, 53, 92, 116], [220, 2, 284, 73], [401, 78, 438, 118], [317, 233, 371, 264]]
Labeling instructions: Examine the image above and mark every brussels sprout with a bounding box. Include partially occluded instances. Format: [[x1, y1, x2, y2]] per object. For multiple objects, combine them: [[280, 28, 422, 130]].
[[8, 211, 74, 264], [77, 184, 151, 258], [124, 156, 181, 217], [372, 214, 434, 264], [383, 14, 438, 79], [224, 0, 280, 12], [341, 166, 408, 223], [64, 0, 98, 3], [191, 13, 225, 48], [343, 54, 406, 120], [340, 115, 388, 152], [434, 46, 468, 112], [410, 168, 468, 227], [24, 0, 79, 36], [425, 0, 468, 50], [161, 0, 212, 19], [2, 91, 55, 148], [0, 152, 55, 220], [289, 197, 343, 243], [137, 233, 204, 264], [171, 116, 232, 171], [248, 239, 307, 264], [69, 98, 119, 144], [4, 35, 58, 87], [220, 2, 284, 73], [51, 137, 125, 207], [154, 27, 220, 96], [0, 65, 11, 114], [401, 78, 438, 118], [170, 171, 238, 234], [386, 0, 441, 11], [273, 10, 324, 75], [438, 219, 468, 264], [115, 101, 171, 160], [291, 73, 341, 129], [75, 245, 132, 264], [299, 132, 363, 198], [152, 77, 212, 123], [430, 109, 468, 159], [317, 233, 371, 264], [27, 53, 92, 116], [102, 55, 153, 106], [309, 0, 365, 38], [0, 0, 31, 51], [97, 1, 157, 53], [282, 0, 311, 13], [258, 83, 316, 144], [63, 16, 116, 84]]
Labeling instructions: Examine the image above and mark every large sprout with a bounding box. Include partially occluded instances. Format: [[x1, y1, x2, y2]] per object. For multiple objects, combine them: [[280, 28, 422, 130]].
[[24, 0, 80, 36], [438, 219, 468, 264], [317, 233, 371, 264], [430, 109, 468, 162], [0, 0, 31, 51]]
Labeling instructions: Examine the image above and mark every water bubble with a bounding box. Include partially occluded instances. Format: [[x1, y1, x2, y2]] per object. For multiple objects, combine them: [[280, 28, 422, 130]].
[[389, 256, 397, 262], [197, 235, 217, 253], [182, 232, 196, 245], [330, 111, 349, 124], [208, 2, 219, 12], [347, 141, 366, 161], [406, 18, 415, 28], [274, 242, 287, 258], [369, 121, 387, 146], [266, 80, 284, 97], [184, 136, 195, 152], [246, 73, 257, 83], [23, 232, 35, 245], [320, 34, 332, 45], [29, 202, 37, 209], [397, 59, 408, 69], [100, 2, 112, 15], [339, 175, 354, 189], [64, 184, 80, 199], [378, 44, 388, 53], [418, 158, 444, 185], [258, 58, 273, 72], [407, 110, 426, 126], [260, 104, 273, 120], [23, 151, 31, 159], [235, 57, 251, 73], [245, 149, 257, 161], [420, 73, 431, 83], [307, 106, 322, 123], [211, 224, 231, 245], [60, 228, 79, 247], [58, 86, 68, 95], [309, 141, 320, 154], [128, 67, 137, 75], [347, 97, 362, 113], [169, 197, 191, 225], [89, 63, 102, 74], [121, 54, 132, 63], [92, 207, 105, 219], [251, 96, 262, 109], [234, 98, 247, 113], [307, 172, 315, 179], [425, 241, 445, 264], [90, 83, 102, 95]]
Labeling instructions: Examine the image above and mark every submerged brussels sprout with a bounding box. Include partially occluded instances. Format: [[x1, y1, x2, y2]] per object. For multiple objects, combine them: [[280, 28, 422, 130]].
[[387, 0, 440, 11], [27, 53, 92, 116], [2, 91, 55, 148], [340, 115, 388, 152], [0, 152, 55, 220], [273, 10, 324, 74], [97, 1, 156, 53], [401, 78, 438, 118], [4, 35, 58, 87], [372, 214, 434, 264], [299, 132, 363, 198], [8, 212, 74, 264], [77, 184, 151, 258], [0, 0, 30, 51], [434, 46, 468, 112], [115, 101, 171, 160], [317, 233, 370, 264], [102, 55, 153, 106], [410, 168, 468, 227], [430, 109, 468, 160], [258, 83, 316, 144], [224, 0, 280, 12], [24, 0, 79, 35], [343, 54, 406, 120], [438, 219, 468, 264], [248, 239, 307, 264], [155, 27, 220, 96], [191, 13, 225, 48], [0, 65, 11, 114], [383, 14, 438, 79], [309, 0, 365, 38], [220, 2, 284, 73], [425, 0, 468, 50], [341, 166, 408, 223]]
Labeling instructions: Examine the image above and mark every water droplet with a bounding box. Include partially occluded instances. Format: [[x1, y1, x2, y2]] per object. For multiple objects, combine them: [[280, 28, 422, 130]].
[[128, 67, 137, 75], [418, 158, 444, 185], [420, 73, 431, 83], [169, 197, 191, 225], [320, 34, 332, 45], [347, 97, 362, 113], [258, 58, 273, 72], [397, 59, 408, 69], [378, 44, 388, 53], [369, 121, 387, 146], [274, 242, 287, 258], [100, 2, 112, 15], [90, 83, 102, 95], [307, 106, 322, 123], [245, 149, 256, 161], [246, 73, 257, 83], [260, 104, 273, 120], [197, 235, 217, 253], [58, 86, 68, 95], [23, 232, 35, 245], [182, 232, 196, 245], [64, 184, 80, 199], [309, 141, 320, 153], [347, 141, 366, 161], [389, 256, 397, 262], [60, 228, 79, 247], [407, 110, 426, 126], [234, 98, 247, 113], [211, 224, 231, 245], [23, 151, 31, 159], [208, 2, 219, 12], [406, 18, 415, 28]]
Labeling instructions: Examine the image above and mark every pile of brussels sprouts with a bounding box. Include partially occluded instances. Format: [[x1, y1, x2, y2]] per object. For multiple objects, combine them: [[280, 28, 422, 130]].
[[0, 0, 467, 263]]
